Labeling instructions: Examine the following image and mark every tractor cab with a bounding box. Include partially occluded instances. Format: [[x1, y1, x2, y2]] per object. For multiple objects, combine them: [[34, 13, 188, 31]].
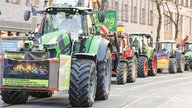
[[184, 42, 192, 52], [157, 40, 177, 57], [130, 33, 153, 54]]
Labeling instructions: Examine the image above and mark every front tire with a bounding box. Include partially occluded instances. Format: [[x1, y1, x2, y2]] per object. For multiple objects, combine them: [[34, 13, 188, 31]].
[[137, 56, 148, 77], [69, 59, 97, 107], [96, 48, 112, 100], [116, 62, 128, 84], [1, 90, 29, 104], [177, 54, 185, 73], [169, 58, 177, 73], [127, 55, 137, 83]]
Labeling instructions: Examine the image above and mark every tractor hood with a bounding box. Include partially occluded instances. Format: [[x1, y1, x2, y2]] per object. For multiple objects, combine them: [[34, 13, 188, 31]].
[[41, 31, 69, 45], [184, 51, 192, 58]]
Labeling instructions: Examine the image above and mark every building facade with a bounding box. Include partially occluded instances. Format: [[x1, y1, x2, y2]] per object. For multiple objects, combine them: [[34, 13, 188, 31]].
[[161, 0, 192, 42], [0, 0, 46, 36]]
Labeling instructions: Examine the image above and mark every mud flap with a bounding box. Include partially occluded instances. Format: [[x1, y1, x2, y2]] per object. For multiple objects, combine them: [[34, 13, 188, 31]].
[[59, 55, 71, 91]]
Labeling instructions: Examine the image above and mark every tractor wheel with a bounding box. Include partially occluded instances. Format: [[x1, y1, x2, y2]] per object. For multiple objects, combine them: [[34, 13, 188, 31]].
[[190, 61, 192, 70], [116, 62, 128, 84], [30, 91, 53, 98], [69, 59, 97, 107], [185, 64, 190, 71], [148, 52, 157, 76], [177, 54, 185, 73], [137, 56, 148, 77], [96, 48, 112, 100], [157, 68, 163, 73], [127, 55, 137, 83], [168, 58, 177, 73], [1, 90, 29, 104]]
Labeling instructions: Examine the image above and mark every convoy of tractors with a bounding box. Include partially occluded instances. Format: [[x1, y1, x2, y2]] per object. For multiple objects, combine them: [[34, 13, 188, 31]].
[[0, 0, 191, 107]]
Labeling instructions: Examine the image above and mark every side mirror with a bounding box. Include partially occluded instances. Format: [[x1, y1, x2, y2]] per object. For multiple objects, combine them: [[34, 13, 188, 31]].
[[98, 11, 105, 23], [24, 10, 31, 21], [150, 38, 153, 46], [32, 7, 37, 16]]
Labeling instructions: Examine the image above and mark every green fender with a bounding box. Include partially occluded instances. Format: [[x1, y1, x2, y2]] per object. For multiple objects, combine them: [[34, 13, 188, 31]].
[[84, 35, 111, 61], [184, 51, 192, 59]]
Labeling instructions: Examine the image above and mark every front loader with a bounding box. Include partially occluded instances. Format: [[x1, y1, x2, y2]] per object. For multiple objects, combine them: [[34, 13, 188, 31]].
[[0, 2, 112, 107]]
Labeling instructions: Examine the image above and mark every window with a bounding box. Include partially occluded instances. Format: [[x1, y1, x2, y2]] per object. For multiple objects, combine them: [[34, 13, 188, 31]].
[[6, 0, 10, 3], [180, 0, 184, 5], [114, 1, 119, 19], [149, 10, 153, 26], [105, 1, 109, 9], [124, 4, 128, 21], [178, 15, 183, 33], [186, 0, 188, 7], [133, 6, 137, 23], [140, 8, 145, 24], [35, 0, 39, 5], [26, 0, 30, 6], [11, 0, 20, 4], [77, 0, 84, 7], [190, 0, 192, 7]]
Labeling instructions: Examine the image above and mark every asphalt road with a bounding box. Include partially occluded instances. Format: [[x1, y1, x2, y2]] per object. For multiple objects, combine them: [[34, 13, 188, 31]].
[[1, 71, 192, 108]]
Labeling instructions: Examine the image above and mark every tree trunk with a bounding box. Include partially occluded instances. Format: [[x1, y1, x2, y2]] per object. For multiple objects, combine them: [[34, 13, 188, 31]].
[[175, 24, 178, 40], [155, 1, 162, 49]]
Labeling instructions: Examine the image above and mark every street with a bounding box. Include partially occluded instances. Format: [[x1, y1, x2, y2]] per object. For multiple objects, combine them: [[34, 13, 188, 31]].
[[0, 71, 192, 108]]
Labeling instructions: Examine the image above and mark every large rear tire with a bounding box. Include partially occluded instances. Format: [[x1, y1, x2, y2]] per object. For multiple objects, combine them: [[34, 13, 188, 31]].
[[30, 91, 53, 98], [69, 59, 97, 107], [96, 48, 112, 100], [148, 52, 157, 76], [116, 62, 128, 84], [168, 58, 177, 73], [1, 90, 29, 104], [137, 56, 148, 77], [127, 55, 137, 83], [177, 54, 185, 73]]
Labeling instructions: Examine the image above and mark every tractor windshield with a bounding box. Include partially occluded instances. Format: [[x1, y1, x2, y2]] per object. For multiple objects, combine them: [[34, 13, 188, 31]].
[[158, 43, 172, 52], [42, 11, 82, 38], [185, 43, 192, 51]]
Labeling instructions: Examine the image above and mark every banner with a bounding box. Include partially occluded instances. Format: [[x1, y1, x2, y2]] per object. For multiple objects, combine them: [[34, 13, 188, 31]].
[[59, 55, 71, 91]]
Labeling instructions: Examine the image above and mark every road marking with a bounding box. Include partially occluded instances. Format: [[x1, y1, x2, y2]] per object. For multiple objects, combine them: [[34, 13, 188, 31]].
[[120, 80, 192, 108]]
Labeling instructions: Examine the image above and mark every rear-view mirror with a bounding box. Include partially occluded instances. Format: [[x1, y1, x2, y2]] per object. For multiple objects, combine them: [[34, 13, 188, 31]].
[[98, 11, 105, 23], [24, 10, 31, 21]]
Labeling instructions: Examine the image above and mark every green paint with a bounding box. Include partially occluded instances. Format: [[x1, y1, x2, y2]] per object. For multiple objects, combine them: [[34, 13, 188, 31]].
[[184, 51, 192, 59], [84, 35, 102, 54], [145, 47, 153, 58], [94, 10, 117, 32], [3, 78, 48, 87], [4, 53, 25, 59]]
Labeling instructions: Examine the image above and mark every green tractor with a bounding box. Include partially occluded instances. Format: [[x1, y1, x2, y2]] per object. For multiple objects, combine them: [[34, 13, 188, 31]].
[[157, 40, 185, 73], [183, 42, 192, 70], [130, 33, 157, 77], [0, 4, 112, 107]]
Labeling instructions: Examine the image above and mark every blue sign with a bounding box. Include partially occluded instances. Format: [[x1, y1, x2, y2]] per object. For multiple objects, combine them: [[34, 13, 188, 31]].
[[1, 41, 18, 54]]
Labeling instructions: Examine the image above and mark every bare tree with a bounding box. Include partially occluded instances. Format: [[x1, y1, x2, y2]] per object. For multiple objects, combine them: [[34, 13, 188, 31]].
[[154, 0, 163, 49], [163, 0, 181, 40]]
